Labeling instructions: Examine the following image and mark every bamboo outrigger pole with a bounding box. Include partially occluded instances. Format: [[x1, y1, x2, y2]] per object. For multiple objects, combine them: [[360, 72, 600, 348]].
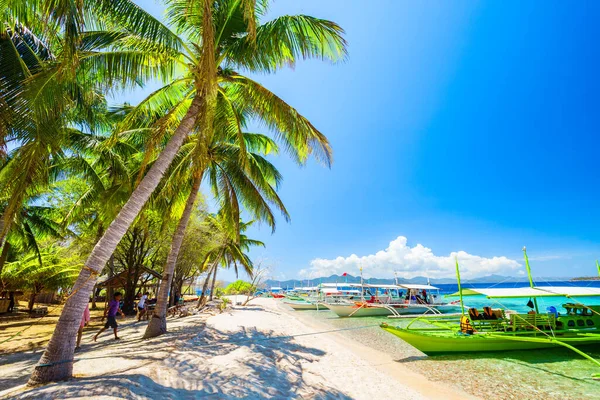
[[455, 257, 465, 316], [522, 247, 539, 313], [597, 260, 600, 278]]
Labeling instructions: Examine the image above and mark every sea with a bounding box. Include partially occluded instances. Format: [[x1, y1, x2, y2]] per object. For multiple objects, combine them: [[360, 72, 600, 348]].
[[295, 280, 600, 400]]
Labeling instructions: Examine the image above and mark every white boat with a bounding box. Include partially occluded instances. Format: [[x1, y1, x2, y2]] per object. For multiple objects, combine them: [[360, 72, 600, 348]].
[[283, 299, 323, 310], [322, 284, 462, 317]]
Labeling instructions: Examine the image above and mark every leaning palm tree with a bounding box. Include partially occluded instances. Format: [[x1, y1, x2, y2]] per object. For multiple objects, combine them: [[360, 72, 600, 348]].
[[0, 202, 62, 276], [144, 123, 285, 337], [137, 0, 345, 338], [31, 0, 346, 383], [210, 221, 264, 301], [197, 216, 262, 305]]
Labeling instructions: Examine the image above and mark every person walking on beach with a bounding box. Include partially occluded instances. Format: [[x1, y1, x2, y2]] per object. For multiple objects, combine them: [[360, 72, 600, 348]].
[[137, 292, 149, 322], [93, 292, 124, 341], [76, 303, 91, 350]]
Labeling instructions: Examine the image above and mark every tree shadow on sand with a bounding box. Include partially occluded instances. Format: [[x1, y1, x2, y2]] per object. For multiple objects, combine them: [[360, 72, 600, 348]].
[[11, 324, 353, 399]]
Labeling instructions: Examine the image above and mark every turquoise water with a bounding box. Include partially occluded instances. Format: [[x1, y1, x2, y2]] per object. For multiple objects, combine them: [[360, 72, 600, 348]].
[[295, 294, 600, 400]]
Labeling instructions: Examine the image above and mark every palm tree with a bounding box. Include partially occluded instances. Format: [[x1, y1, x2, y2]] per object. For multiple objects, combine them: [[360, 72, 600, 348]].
[[29, 0, 345, 383], [210, 220, 264, 301], [144, 125, 285, 337], [197, 216, 263, 306], [135, 0, 345, 338], [31, 0, 345, 383], [0, 202, 62, 276]]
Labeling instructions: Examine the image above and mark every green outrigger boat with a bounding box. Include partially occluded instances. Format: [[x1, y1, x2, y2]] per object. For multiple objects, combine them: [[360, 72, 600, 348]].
[[382, 302, 600, 354], [380, 249, 600, 377]]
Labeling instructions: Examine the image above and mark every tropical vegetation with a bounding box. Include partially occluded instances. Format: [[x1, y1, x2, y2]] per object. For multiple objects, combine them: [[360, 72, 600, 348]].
[[0, 0, 346, 385]]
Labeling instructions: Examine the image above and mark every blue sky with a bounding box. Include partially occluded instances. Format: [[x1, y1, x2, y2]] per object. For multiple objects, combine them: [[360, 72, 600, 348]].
[[131, 1, 600, 281]]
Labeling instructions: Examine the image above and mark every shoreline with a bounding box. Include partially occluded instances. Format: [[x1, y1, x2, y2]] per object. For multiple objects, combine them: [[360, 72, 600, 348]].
[[272, 299, 477, 400], [1, 298, 475, 399]]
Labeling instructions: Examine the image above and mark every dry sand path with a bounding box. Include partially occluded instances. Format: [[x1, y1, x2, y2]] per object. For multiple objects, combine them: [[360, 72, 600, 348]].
[[1, 298, 476, 399]]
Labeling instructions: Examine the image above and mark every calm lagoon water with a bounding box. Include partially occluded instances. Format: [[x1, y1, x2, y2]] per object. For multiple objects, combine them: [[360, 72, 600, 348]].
[[295, 281, 600, 400]]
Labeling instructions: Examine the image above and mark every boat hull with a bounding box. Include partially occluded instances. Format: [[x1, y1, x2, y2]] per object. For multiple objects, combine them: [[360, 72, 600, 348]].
[[323, 303, 462, 318], [381, 325, 600, 355], [283, 301, 322, 310]]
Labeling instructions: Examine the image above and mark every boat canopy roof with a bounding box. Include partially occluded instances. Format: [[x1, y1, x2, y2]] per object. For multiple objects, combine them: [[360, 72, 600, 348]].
[[397, 284, 439, 290], [363, 284, 399, 289], [535, 286, 600, 297], [340, 283, 439, 290], [451, 286, 600, 298]]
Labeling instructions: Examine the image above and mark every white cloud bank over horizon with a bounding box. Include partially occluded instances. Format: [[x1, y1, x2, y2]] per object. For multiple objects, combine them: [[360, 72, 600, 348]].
[[300, 236, 523, 280]]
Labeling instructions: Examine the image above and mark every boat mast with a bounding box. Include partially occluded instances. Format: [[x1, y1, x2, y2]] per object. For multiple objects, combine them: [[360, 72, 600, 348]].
[[596, 260, 600, 278], [360, 262, 364, 301], [522, 247, 539, 313], [455, 257, 465, 316]]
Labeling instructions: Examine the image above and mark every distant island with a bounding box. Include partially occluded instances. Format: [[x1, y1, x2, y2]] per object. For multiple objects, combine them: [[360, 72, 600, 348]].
[[265, 273, 575, 288], [571, 276, 600, 281]]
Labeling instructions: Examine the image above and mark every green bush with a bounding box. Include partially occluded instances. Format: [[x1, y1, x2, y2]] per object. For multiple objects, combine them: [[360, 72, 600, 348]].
[[223, 280, 255, 295]]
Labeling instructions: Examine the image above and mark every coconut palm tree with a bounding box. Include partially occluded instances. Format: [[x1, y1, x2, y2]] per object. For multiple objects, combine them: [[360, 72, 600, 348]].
[[129, 0, 346, 338], [29, 0, 345, 383], [197, 216, 262, 305], [144, 123, 285, 337], [0, 202, 62, 276]]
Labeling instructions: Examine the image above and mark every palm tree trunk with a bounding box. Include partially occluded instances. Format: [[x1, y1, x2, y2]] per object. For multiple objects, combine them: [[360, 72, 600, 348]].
[[0, 241, 11, 276], [209, 263, 219, 301], [197, 267, 212, 307], [144, 171, 203, 338], [91, 284, 97, 309], [107, 255, 115, 299], [28, 293, 36, 312], [28, 95, 203, 385], [0, 217, 11, 256], [198, 255, 221, 307]]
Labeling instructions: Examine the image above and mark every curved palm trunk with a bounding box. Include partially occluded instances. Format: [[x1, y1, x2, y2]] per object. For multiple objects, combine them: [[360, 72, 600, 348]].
[[144, 171, 203, 338], [197, 255, 221, 307], [0, 241, 11, 276], [0, 217, 11, 256], [28, 96, 202, 385], [208, 263, 219, 301]]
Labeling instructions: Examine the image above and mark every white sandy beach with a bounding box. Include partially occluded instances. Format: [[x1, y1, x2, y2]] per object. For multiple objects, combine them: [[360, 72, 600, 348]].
[[1, 298, 477, 399]]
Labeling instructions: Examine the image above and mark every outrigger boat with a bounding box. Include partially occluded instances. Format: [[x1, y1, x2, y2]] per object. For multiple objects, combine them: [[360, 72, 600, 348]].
[[380, 249, 600, 377], [283, 285, 362, 310], [322, 283, 462, 317]]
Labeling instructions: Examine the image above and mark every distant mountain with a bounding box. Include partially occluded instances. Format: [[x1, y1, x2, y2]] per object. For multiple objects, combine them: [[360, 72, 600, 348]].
[[572, 276, 600, 281], [265, 273, 574, 288]]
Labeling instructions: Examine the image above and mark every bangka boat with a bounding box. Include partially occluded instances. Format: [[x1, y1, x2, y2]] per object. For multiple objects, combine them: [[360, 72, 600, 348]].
[[323, 284, 462, 317], [382, 301, 600, 354], [282, 298, 323, 310], [380, 250, 600, 377], [283, 285, 362, 310]]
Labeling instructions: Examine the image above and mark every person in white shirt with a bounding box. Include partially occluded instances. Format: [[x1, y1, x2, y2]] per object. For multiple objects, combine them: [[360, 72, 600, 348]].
[[137, 292, 149, 321]]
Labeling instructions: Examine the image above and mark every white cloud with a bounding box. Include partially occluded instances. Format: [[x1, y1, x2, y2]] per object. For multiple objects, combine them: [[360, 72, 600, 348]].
[[299, 236, 522, 280]]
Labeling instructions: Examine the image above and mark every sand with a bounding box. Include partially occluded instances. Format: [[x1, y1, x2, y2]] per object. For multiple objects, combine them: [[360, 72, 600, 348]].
[[0, 298, 477, 399]]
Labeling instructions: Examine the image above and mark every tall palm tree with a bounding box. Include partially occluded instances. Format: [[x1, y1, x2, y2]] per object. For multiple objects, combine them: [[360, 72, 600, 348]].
[[197, 216, 262, 305], [29, 0, 345, 383], [210, 220, 264, 301], [144, 124, 285, 337], [135, 0, 345, 338], [30, 0, 345, 383]]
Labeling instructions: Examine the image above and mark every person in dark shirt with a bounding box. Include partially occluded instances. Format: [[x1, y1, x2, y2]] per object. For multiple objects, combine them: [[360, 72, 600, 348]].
[[93, 292, 124, 341]]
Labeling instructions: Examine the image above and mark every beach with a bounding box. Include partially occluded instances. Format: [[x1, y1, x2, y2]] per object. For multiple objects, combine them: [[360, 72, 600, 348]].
[[1, 298, 476, 399]]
